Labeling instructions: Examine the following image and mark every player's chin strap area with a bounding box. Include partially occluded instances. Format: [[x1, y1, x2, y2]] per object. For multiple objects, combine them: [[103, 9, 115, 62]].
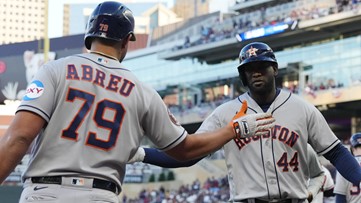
[[232, 198, 307, 203], [27, 176, 120, 195]]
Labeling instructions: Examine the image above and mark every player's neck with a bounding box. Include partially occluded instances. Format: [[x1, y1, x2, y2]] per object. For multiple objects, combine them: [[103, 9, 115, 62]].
[[90, 51, 119, 61], [249, 87, 278, 105], [89, 41, 121, 61]]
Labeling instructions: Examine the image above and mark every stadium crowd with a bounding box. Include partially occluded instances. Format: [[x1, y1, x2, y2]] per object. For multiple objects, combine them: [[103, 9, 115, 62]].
[[174, 0, 361, 51], [122, 176, 230, 203], [122, 164, 339, 203]]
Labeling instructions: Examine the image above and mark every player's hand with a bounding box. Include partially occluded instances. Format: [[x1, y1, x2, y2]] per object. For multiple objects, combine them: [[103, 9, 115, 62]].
[[127, 147, 145, 163], [307, 191, 313, 202], [230, 101, 275, 139]]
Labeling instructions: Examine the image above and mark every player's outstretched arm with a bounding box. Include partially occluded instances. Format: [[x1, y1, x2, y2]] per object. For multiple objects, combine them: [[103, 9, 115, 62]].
[[127, 147, 203, 168], [0, 111, 45, 183], [126, 101, 268, 166], [164, 101, 275, 161]]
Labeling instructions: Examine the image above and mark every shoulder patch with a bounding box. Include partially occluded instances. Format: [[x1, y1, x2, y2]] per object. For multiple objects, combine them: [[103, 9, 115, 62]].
[[23, 80, 45, 101]]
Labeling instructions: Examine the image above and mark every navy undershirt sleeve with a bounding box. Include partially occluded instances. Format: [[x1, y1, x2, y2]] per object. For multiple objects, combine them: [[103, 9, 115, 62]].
[[323, 143, 361, 185], [143, 148, 203, 168], [335, 194, 346, 203]]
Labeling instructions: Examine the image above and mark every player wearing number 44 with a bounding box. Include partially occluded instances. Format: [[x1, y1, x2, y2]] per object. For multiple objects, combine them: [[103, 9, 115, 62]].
[[128, 42, 361, 203], [0, 2, 275, 203]]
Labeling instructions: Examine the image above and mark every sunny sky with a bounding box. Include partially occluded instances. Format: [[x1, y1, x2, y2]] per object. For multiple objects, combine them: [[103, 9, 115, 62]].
[[48, 0, 175, 38]]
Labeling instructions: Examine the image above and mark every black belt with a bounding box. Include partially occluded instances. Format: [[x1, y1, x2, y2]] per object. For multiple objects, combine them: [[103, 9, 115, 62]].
[[31, 176, 118, 194]]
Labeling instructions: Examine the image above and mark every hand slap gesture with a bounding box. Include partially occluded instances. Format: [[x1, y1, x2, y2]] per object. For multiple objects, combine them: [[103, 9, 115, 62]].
[[230, 101, 275, 139]]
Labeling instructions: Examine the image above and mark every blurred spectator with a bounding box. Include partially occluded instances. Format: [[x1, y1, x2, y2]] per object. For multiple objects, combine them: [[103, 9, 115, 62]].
[[125, 175, 230, 202], [170, 0, 361, 52], [184, 36, 191, 48]]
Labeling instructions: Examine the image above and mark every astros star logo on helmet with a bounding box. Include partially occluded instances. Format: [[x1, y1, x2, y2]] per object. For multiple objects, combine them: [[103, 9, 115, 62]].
[[247, 46, 258, 57]]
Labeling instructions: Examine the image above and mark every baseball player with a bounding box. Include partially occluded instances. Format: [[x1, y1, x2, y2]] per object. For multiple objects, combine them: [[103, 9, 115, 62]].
[[128, 42, 361, 202], [129, 138, 325, 202], [334, 132, 361, 203], [0, 3, 275, 203]]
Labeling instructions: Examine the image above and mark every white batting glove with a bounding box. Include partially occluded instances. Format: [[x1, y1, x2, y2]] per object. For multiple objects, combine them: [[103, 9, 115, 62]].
[[232, 112, 275, 138], [127, 147, 145, 163], [229, 101, 275, 139]]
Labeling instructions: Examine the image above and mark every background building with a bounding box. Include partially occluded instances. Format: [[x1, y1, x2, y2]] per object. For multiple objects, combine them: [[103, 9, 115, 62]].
[[173, 0, 210, 19], [62, 3, 94, 36], [172, 0, 236, 20], [62, 2, 182, 37], [0, 0, 47, 45]]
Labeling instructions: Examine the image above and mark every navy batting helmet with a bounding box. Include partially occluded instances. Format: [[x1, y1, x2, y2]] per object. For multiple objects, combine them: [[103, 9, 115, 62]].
[[84, 1, 136, 50], [237, 42, 278, 85], [350, 132, 361, 148]]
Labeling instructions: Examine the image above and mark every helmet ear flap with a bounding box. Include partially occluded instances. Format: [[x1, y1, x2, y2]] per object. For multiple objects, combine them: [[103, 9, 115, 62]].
[[238, 68, 247, 86]]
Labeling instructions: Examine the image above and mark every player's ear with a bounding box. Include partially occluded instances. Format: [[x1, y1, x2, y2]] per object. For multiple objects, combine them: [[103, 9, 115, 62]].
[[121, 35, 132, 49], [273, 65, 278, 77]]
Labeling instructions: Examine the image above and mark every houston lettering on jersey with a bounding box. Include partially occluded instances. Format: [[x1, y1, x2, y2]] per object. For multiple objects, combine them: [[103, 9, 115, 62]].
[[66, 64, 135, 96], [233, 124, 300, 150]]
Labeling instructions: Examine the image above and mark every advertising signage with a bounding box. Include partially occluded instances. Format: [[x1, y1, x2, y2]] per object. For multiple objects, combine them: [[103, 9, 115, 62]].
[[236, 20, 298, 42]]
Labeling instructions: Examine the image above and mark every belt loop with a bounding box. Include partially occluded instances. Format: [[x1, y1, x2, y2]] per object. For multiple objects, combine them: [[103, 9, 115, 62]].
[[248, 199, 255, 203], [25, 178, 32, 184]]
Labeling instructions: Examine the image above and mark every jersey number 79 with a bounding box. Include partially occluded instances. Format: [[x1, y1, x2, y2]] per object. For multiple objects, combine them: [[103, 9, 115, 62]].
[[61, 88, 125, 151]]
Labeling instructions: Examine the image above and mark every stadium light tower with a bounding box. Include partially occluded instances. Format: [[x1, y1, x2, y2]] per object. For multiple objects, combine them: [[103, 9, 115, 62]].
[[43, 0, 50, 62]]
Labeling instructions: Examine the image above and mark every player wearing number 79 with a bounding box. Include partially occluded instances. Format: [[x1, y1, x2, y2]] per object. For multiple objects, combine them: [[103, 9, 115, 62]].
[[0, 2, 275, 203]]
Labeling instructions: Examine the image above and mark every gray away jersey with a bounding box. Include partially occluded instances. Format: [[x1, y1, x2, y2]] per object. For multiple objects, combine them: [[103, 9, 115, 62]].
[[334, 155, 361, 203], [17, 53, 187, 190], [196, 90, 339, 201]]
